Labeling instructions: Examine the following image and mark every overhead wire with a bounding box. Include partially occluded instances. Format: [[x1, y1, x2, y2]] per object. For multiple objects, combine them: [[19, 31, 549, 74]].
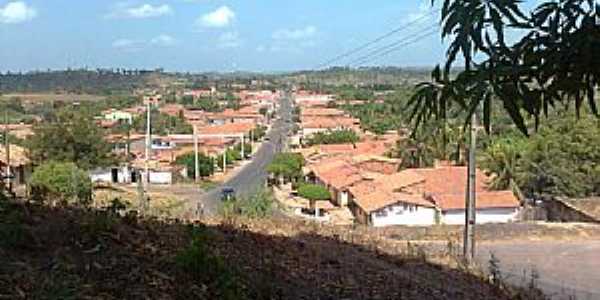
[[315, 8, 440, 69], [349, 27, 439, 67]]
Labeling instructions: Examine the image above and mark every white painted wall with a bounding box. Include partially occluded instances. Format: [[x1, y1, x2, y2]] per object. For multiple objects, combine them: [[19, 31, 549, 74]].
[[90, 170, 113, 183], [370, 203, 437, 227], [148, 171, 172, 184], [90, 167, 132, 184], [338, 191, 349, 207], [442, 207, 520, 225]]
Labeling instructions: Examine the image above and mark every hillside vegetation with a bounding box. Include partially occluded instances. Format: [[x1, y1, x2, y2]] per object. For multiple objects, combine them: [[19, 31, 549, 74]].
[[0, 198, 532, 300]]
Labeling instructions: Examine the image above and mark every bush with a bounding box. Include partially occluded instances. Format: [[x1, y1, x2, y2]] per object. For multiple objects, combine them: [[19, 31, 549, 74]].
[[297, 184, 331, 201], [29, 161, 92, 206], [306, 129, 359, 146], [176, 226, 245, 300], [219, 189, 274, 219], [267, 153, 304, 183], [175, 152, 215, 179]]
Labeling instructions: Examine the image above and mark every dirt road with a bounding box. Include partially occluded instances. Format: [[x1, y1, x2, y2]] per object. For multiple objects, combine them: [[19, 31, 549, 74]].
[[477, 240, 600, 299]]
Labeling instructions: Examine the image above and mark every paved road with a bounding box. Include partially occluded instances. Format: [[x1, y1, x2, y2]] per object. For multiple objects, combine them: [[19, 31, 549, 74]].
[[199, 93, 294, 215], [477, 241, 600, 299]]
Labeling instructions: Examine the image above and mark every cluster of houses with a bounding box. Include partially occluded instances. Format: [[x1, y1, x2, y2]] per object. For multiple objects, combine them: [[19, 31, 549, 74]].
[[92, 89, 279, 185], [287, 91, 521, 227], [290, 91, 361, 146]]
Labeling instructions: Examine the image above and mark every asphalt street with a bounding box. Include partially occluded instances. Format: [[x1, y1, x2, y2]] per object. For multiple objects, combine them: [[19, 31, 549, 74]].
[[199, 92, 293, 215]]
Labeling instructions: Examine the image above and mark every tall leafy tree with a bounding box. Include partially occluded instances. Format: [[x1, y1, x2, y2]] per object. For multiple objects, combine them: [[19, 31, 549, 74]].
[[409, 0, 599, 133], [27, 109, 115, 170]]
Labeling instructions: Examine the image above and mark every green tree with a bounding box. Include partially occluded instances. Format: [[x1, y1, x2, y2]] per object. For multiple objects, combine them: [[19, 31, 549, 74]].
[[266, 153, 304, 183], [298, 184, 331, 200], [175, 152, 215, 179], [29, 161, 92, 206], [27, 109, 114, 170], [298, 184, 331, 211], [132, 109, 192, 135], [410, 0, 599, 134], [480, 136, 527, 198], [306, 129, 359, 146]]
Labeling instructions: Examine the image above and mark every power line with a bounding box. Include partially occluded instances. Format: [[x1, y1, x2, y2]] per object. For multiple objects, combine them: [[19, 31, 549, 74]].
[[350, 27, 439, 67], [315, 9, 440, 69]]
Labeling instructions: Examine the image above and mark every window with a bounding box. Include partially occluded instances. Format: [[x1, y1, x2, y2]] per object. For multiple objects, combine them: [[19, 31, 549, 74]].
[[375, 210, 388, 217]]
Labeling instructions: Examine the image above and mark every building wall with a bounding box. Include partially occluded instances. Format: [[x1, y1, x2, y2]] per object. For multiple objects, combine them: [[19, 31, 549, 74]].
[[148, 171, 172, 184], [370, 203, 437, 227], [442, 207, 519, 225]]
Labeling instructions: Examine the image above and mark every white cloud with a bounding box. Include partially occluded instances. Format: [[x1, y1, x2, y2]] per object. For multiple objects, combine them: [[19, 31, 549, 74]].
[[264, 25, 319, 54], [112, 39, 145, 52], [113, 34, 177, 52], [218, 31, 241, 49], [272, 26, 317, 40], [108, 3, 172, 19], [197, 6, 235, 28], [150, 34, 177, 46], [0, 1, 37, 24]]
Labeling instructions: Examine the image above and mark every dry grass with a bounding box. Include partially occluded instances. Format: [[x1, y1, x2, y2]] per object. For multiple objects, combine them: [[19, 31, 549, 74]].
[[93, 185, 187, 218]]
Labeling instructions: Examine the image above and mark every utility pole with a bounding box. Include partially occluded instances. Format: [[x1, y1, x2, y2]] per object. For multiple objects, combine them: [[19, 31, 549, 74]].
[[4, 112, 11, 195], [193, 125, 199, 182], [240, 134, 245, 159], [464, 110, 478, 263], [222, 143, 227, 173], [137, 171, 145, 214], [145, 103, 151, 184]]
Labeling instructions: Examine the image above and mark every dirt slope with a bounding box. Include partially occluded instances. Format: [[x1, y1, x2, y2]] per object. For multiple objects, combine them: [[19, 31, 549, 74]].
[[0, 201, 518, 299]]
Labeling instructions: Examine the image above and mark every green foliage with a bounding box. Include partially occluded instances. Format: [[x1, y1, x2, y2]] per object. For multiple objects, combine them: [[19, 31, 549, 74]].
[[27, 109, 114, 169], [297, 184, 331, 201], [482, 115, 600, 198], [340, 89, 412, 134], [411, 0, 599, 135], [337, 86, 375, 101], [133, 109, 192, 135], [266, 153, 304, 182], [306, 129, 359, 146], [0, 205, 27, 249], [224, 92, 241, 110], [176, 225, 246, 300], [219, 189, 274, 219], [186, 98, 222, 112], [29, 161, 92, 206], [175, 152, 215, 179], [251, 125, 267, 141], [234, 142, 253, 157]]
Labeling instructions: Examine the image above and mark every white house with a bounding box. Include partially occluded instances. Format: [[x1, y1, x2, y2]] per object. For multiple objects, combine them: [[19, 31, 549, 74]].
[[427, 191, 521, 225], [348, 166, 521, 227], [90, 166, 134, 184]]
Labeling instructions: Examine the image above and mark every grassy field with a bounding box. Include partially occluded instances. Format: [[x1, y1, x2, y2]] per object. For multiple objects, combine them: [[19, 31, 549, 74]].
[[0, 93, 107, 103]]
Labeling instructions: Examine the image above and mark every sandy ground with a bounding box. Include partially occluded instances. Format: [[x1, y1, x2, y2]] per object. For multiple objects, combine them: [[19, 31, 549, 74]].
[[478, 240, 600, 300]]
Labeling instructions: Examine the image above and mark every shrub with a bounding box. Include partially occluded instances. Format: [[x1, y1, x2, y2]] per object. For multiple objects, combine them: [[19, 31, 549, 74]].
[[306, 129, 359, 146], [219, 189, 274, 219], [176, 226, 245, 300], [175, 152, 215, 179], [297, 184, 331, 201], [29, 161, 92, 206]]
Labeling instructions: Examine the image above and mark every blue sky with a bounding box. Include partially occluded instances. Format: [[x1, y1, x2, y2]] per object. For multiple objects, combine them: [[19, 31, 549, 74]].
[[0, 0, 540, 72]]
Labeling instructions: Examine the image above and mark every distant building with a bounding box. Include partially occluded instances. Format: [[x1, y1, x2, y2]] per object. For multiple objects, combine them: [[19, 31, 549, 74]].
[[103, 109, 134, 125]]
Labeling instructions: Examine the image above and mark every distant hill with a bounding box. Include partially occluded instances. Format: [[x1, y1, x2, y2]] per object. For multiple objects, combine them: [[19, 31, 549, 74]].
[[283, 66, 433, 87], [0, 69, 174, 94]]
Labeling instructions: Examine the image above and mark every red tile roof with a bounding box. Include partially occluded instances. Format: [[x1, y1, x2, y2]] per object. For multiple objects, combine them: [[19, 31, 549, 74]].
[[197, 123, 256, 135], [414, 166, 520, 211]]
